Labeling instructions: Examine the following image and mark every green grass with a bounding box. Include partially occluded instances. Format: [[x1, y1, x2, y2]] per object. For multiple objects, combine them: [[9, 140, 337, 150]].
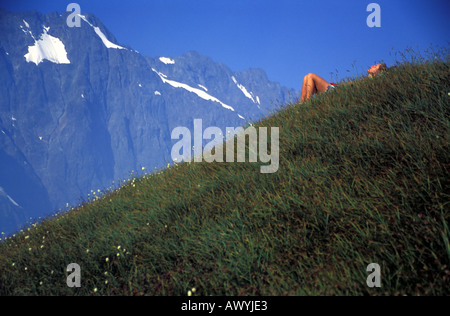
[[0, 52, 449, 296]]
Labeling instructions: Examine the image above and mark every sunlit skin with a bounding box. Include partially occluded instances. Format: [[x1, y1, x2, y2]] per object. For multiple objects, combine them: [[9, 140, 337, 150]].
[[300, 64, 385, 102], [368, 64, 384, 78]]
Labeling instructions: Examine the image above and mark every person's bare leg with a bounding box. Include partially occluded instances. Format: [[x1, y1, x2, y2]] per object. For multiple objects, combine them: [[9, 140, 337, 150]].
[[304, 73, 329, 100], [300, 73, 330, 102], [300, 74, 310, 102]]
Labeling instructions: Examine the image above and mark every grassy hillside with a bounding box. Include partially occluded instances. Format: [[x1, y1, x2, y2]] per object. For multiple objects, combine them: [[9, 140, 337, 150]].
[[0, 55, 449, 296]]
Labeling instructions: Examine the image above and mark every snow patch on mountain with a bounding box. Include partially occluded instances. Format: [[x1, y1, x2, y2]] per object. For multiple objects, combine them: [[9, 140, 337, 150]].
[[198, 84, 208, 91], [22, 19, 30, 29], [0, 187, 20, 208], [159, 57, 175, 64], [20, 20, 34, 38], [79, 15, 126, 50], [24, 26, 70, 66], [231, 76, 260, 107], [152, 68, 235, 112]]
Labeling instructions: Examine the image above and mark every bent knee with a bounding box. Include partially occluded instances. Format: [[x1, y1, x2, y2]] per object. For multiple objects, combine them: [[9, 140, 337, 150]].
[[303, 73, 315, 81]]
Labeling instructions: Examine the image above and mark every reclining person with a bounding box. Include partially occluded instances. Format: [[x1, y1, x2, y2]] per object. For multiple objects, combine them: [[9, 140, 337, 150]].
[[300, 63, 388, 102]]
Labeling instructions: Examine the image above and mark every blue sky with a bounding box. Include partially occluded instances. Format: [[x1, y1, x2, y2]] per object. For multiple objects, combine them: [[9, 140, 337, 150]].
[[1, 0, 449, 89]]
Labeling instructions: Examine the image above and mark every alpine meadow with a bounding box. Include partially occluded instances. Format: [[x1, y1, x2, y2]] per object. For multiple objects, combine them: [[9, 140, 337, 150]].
[[0, 49, 449, 296]]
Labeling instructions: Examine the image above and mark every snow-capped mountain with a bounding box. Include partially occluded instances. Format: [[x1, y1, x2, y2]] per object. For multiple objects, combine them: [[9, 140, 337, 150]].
[[0, 9, 299, 235]]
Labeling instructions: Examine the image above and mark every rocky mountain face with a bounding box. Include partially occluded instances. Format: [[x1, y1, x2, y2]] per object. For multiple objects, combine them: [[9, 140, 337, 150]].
[[0, 9, 299, 235]]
